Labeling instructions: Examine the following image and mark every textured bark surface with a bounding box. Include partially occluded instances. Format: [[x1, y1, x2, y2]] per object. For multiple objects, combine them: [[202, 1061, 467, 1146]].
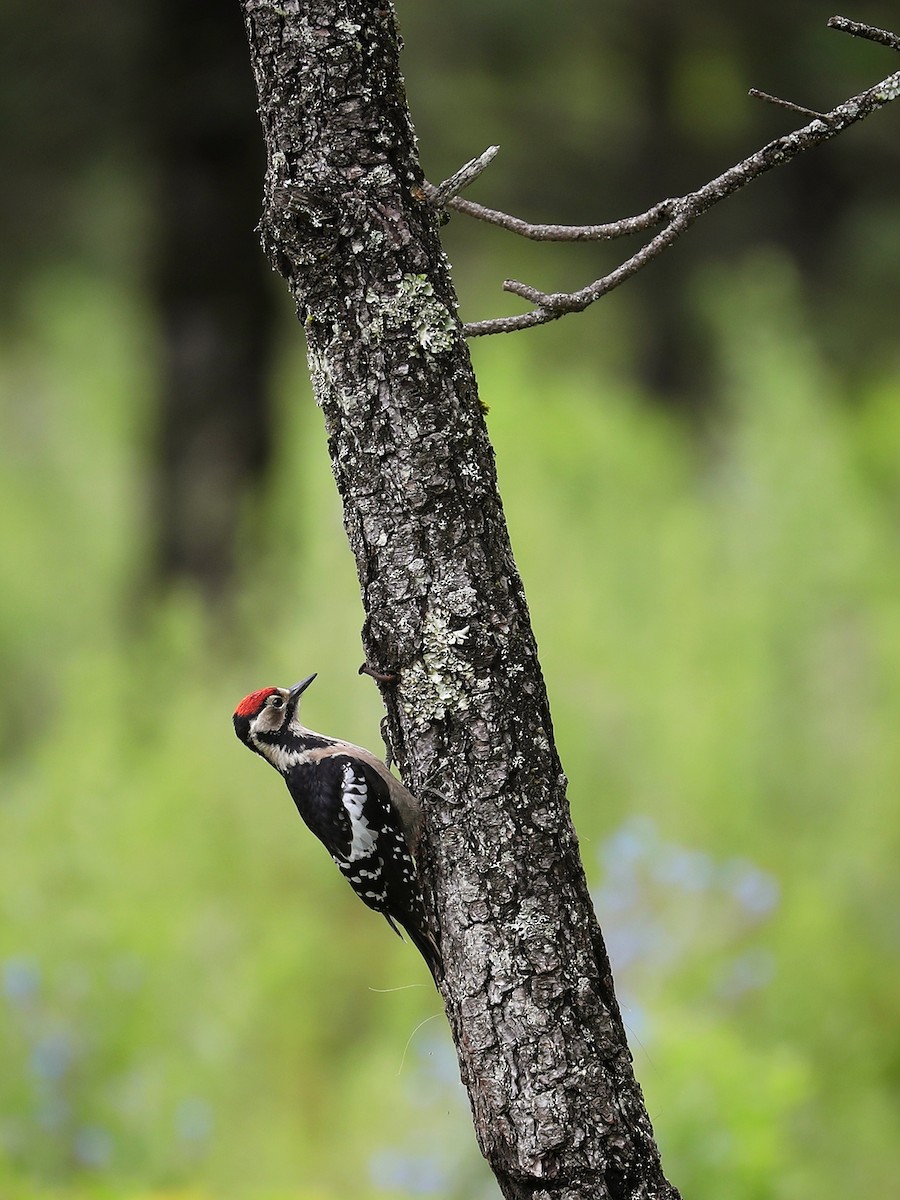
[[239, 4, 681, 1198]]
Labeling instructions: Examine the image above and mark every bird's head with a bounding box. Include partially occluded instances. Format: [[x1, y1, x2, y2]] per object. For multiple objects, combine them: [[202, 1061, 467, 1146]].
[[232, 673, 317, 749]]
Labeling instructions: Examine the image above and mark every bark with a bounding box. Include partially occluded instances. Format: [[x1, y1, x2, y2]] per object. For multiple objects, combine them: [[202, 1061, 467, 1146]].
[[239, 4, 680, 1198]]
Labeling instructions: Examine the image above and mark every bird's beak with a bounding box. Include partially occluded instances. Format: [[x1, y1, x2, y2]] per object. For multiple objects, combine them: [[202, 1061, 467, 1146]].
[[287, 673, 317, 704]]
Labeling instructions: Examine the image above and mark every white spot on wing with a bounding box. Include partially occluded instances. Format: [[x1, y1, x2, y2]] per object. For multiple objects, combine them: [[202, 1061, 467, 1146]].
[[342, 761, 378, 861]]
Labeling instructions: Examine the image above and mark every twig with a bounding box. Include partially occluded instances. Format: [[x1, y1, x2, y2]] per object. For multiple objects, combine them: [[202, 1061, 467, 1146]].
[[826, 15, 900, 52], [748, 88, 827, 120], [442, 194, 678, 243], [454, 18, 900, 338]]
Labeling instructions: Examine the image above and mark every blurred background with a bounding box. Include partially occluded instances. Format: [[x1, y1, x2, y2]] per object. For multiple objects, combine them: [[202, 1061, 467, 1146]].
[[1, 1, 899, 1197]]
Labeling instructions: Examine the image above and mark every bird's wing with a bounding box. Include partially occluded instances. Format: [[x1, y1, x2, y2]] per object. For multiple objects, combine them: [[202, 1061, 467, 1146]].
[[318, 756, 420, 916], [306, 755, 391, 863]]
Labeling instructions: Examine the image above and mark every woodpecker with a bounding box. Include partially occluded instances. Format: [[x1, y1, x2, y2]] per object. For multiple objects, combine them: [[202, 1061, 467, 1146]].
[[232, 673, 440, 978]]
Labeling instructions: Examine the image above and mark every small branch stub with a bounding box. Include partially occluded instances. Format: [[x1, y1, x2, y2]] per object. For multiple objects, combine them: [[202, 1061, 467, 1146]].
[[359, 663, 399, 685], [427, 145, 501, 207]]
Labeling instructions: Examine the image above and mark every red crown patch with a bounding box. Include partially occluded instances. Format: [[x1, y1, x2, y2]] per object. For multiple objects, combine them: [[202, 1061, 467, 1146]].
[[234, 687, 278, 718]]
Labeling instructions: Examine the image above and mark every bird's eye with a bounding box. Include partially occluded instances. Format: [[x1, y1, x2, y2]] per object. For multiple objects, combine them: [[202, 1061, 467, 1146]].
[[269, 696, 284, 709]]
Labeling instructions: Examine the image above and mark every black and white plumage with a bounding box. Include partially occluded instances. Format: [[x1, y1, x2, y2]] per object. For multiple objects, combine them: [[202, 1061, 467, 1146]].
[[232, 673, 440, 978]]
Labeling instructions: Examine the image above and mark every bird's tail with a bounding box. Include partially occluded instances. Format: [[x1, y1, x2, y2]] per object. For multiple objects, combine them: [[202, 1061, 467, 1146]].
[[404, 919, 443, 983], [385, 914, 443, 983]]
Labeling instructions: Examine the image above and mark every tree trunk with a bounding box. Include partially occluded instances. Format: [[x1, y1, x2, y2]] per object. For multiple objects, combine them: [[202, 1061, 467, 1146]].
[[239, 4, 680, 1198]]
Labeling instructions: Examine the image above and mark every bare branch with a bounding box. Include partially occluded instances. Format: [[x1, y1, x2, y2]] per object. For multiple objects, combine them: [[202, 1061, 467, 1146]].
[[442, 194, 679, 242], [459, 19, 900, 338], [827, 15, 900, 52], [748, 88, 826, 120]]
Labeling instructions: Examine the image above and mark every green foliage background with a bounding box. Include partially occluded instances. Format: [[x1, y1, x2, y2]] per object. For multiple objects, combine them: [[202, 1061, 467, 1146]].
[[2, 5, 900, 1199], [2, 252, 899, 1199]]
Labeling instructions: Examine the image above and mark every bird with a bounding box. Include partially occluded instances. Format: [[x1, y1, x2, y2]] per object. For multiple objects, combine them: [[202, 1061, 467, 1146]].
[[232, 673, 441, 978]]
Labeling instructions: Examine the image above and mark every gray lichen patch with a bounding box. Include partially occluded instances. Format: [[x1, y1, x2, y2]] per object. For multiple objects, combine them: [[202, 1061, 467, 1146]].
[[366, 273, 458, 356], [303, 339, 343, 414], [399, 602, 476, 726], [875, 72, 900, 103]]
